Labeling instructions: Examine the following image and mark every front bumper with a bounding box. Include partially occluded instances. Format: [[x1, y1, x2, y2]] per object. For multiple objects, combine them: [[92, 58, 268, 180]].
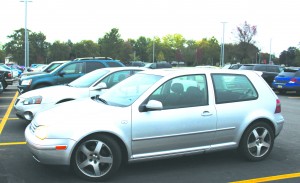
[[14, 99, 41, 121], [25, 124, 77, 165]]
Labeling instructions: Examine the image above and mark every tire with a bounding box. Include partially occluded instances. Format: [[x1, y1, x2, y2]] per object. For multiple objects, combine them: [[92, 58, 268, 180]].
[[239, 123, 274, 161], [71, 134, 122, 181], [278, 90, 286, 95]]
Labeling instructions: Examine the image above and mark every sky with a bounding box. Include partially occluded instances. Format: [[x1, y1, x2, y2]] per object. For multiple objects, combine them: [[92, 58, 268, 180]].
[[0, 0, 299, 57]]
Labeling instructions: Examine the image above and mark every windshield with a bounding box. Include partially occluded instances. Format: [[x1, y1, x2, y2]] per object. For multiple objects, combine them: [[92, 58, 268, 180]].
[[100, 73, 162, 107], [69, 69, 110, 88], [43, 63, 65, 73]]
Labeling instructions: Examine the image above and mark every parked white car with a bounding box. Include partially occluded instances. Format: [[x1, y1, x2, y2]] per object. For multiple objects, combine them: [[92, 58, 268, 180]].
[[25, 68, 284, 181], [15, 67, 146, 121]]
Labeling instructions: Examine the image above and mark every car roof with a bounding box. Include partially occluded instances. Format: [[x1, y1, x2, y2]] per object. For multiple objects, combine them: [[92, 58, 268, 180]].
[[49, 60, 70, 64], [138, 67, 258, 77], [101, 67, 148, 72]]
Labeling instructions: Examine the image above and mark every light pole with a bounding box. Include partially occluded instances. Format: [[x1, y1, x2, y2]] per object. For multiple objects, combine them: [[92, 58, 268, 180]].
[[220, 22, 227, 67], [20, 0, 32, 68]]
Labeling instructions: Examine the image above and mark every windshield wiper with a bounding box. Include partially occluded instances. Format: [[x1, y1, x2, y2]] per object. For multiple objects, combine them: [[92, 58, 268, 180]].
[[95, 95, 107, 104]]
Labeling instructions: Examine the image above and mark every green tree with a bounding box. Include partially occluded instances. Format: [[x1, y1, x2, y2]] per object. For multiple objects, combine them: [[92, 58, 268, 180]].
[[48, 41, 72, 62], [98, 28, 124, 60], [161, 34, 186, 61], [119, 40, 134, 63], [279, 47, 299, 66], [4, 28, 49, 65], [4, 28, 27, 65], [0, 45, 5, 62], [197, 37, 220, 66], [29, 31, 49, 64], [134, 36, 149, 62], [72, 40, 99, 58]]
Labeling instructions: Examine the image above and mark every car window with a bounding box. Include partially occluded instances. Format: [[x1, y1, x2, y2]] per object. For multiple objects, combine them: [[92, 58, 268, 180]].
[[212, 74, 258, 104], [43, 63, 63, 73], [62, 62, 84, 74], [149, 74, 208, 109], [106, 61, 124, 67], [100, 70, 132, 88], [86, 61, 106, 73], [239, 65, 254, 70], [69, 69, 110, 88], [254, 65, 266, 71], [267, 66, 280, 72], [101, 73, 162, 106]]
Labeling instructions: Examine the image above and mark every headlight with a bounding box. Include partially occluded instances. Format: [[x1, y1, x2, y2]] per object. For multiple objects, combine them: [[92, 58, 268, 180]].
[[23, 96, 42, 105], [21, 79, 32, 85], [35, 126, 48, 140]]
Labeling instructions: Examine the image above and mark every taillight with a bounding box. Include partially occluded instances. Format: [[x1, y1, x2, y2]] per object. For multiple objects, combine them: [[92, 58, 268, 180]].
[[8, 73, 12, 78], [289, 78, 297, 83], [275, 99, 281, 113]]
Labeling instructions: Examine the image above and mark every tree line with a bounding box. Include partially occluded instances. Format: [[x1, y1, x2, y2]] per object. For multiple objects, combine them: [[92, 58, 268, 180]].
[[1, 21, 299, 67]]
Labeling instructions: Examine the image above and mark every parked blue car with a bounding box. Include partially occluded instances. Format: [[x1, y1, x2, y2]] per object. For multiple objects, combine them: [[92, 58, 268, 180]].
[[272, 67, 300, 95]]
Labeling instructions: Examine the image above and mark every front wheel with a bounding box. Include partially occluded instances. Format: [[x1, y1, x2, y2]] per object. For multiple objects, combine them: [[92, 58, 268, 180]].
[[239, 123, 274, 161], [71, 135, 122, 181]]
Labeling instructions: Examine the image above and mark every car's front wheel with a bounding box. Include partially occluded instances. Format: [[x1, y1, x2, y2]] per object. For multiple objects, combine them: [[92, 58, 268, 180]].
[[71, 134, 122, 181], [239, 122, 274, 161]]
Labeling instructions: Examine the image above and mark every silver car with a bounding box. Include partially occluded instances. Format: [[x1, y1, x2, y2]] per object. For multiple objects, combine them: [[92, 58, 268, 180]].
[[25, 68, 284, 181], [15, 67, 146, 121]]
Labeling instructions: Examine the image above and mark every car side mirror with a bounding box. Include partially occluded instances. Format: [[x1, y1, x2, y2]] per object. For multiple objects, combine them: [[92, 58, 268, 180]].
[[139, 100, 163, 112], [91, 82, 107, 90], [58, 71, 66, 77]]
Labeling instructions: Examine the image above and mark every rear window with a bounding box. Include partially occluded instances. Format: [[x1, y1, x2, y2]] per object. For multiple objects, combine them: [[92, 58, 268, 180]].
[[266, 66, 280, 72], [212, 74, 258, 104], [239, 65, 254, 70], [86, 62, 106, 72], [279, 69, 298, 77], [107, 61, 124, 67]]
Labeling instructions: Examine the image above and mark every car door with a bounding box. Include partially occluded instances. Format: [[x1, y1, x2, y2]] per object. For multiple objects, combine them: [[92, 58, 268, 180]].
[[131, 74, 217, 158], [56, 62, 85, 85]]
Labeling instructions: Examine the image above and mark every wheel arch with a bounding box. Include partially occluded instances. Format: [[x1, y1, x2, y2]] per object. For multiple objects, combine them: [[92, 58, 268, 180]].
[[70, 132, 129, 164], [238, 118, 275, 148]]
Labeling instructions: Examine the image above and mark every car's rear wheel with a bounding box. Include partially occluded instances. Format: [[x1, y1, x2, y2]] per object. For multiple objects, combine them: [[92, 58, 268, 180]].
[[239, 123, 274, 161], [71, 134, 122, 181]]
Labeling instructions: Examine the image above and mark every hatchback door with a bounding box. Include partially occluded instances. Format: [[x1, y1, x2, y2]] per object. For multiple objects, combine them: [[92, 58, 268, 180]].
[[131, 74, 217, 158]]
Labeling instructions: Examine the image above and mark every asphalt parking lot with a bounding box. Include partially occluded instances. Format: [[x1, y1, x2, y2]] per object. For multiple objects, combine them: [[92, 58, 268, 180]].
[[1, 84, 300, 183]]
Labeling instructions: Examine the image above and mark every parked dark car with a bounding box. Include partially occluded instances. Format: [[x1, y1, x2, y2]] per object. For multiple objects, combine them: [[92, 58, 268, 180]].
[[0, 67, 14, 88], [126, 61, 145, 67], [272, 67, 300, 94], [222, 64, 243, 70], [0, 74, 4, 93], [18, 58, 125, 94], [239, 64, 283, 86], [144, 61, 172, 69]]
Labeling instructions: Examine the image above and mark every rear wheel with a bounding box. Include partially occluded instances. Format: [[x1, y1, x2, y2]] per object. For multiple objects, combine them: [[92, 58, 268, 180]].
[[278, 90, 286, 95], [71, 135, 122, 181], [239, 123, 274, 161]]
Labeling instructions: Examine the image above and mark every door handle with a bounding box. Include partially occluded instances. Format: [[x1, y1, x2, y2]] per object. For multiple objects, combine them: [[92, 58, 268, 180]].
[[201, 111, 213, 116]]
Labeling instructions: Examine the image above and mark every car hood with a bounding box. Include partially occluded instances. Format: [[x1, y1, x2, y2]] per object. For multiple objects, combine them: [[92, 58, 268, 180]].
[[21, 72, 52, 80], [18, 85, 89, 103], [33, 98, 128, 127]]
